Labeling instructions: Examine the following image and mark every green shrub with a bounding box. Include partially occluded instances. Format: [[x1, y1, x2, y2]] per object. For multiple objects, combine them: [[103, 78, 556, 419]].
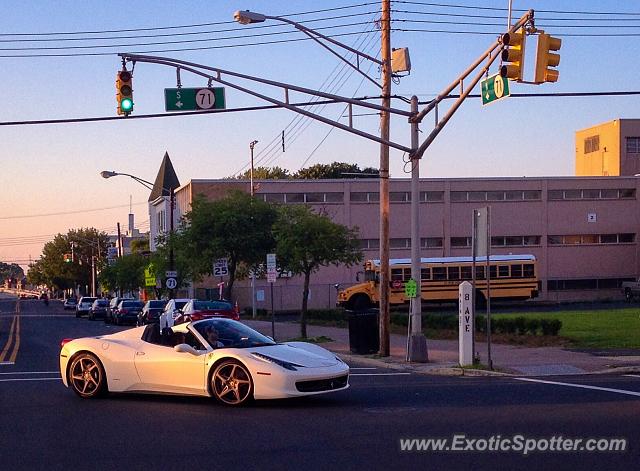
[[514, 317, 528, 335], [540, 319, 562, 336], [525, 318, 541, 335]]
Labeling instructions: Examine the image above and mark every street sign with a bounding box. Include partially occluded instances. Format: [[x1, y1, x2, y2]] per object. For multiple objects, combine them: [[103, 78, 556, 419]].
[[266, 253, 277, 283], [165, 270, 177, 278], [405, 279, 418, 298], [165, 87, 226, 111], [166, 277, 177, 289], [145, 265, 156, 286], [481, 73, 510, 106], [458, 281, 474, 366], [213, 258, 229, 277]]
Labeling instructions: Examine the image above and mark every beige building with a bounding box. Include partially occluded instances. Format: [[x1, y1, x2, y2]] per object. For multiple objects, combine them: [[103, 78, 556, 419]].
[[576, 119, 640, 176]]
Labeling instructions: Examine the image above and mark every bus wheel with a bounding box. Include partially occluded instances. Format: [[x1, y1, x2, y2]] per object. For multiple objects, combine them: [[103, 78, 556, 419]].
[[625, 289, 633, 303], [351, 295, 371, 311], [475, 291, 487, 310]]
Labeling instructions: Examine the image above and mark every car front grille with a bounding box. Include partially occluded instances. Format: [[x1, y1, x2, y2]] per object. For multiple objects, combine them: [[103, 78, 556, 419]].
[[295, 374, 348, 393]]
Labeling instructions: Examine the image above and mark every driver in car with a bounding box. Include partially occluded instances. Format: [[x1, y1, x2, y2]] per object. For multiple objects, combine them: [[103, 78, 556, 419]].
[[205, 326, 224, 348]]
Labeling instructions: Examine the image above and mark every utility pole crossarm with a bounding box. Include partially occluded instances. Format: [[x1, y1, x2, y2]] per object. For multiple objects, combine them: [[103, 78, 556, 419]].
[[118, 53, 413, 154], [411, 9, 534, 126], [409, 9, 534, 160]]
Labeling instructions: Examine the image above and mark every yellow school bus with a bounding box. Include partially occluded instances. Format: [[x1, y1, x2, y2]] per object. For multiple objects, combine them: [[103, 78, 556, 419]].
[[337, 254, 538, 310]]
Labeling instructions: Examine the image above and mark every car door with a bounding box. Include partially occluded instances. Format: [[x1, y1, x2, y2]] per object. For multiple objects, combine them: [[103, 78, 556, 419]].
[[133, 340, 207, 395]]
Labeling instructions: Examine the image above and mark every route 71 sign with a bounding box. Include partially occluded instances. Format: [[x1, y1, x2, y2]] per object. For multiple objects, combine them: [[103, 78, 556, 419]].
[[481, 73, 510, 106], [165, 87, 226, 111]]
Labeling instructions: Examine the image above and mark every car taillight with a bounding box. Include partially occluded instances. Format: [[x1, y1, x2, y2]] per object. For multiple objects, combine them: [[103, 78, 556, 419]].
[[120, 309, 129, 314], [191, 313, 203, 320], [60, 338, 73, 348]]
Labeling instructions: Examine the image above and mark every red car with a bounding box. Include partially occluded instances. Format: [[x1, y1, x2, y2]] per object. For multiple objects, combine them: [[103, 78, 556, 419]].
[[176, 299, 239, 323]]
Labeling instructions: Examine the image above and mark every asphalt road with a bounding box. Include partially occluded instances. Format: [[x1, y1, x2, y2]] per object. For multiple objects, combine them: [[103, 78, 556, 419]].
[[0, 296, 638, 470]]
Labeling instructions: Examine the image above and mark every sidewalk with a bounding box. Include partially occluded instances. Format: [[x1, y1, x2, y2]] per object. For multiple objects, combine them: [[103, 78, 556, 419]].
[[244, 320, 640, 377]]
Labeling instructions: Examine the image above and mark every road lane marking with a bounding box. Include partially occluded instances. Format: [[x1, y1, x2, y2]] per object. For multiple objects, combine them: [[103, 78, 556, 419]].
[[624, 374, 640, 378], [8, 314, 20, 363], [350, 373, 412, 376], [0, 371, 59, 375], [0, 315, 17, 362], [515, 377, 640, 397], [0, 362, 15, 366], [0, 377, 60, 382]]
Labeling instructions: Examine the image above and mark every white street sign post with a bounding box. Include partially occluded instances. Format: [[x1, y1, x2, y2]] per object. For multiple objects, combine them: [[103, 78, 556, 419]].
[[266, 253, 277, 340], [213, 258, 229, 277], [458, 281, 474, 366]]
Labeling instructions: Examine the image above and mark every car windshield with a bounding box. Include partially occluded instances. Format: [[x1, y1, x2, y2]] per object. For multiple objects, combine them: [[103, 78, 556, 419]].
[[82, 298, 96, 304], [175, 301, 188, 310], [122, 301, 144, 308], [193, 319, 276, 349], [193, 300, 232, 310], [148, 300, 165, 308], [95, 300, 108, 306]]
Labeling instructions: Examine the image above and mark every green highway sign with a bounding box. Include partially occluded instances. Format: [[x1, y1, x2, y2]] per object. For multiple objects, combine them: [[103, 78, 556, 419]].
[[481, 73, 510, 106], [165, 87, 226, 112]]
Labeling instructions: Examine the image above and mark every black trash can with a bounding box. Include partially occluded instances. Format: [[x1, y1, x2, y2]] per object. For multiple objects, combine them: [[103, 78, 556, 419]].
[[347, 308, 380, 354]]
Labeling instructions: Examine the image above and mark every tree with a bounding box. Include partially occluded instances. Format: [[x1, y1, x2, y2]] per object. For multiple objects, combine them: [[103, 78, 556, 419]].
[[234, 166, 291, 180], [294, 162, 379, 179], [99, 254, 147, 295], [273, 205, 363, 338], [0, 262, 24, 282], [26, 228, 109, 294], [175, 191, 278, 299]]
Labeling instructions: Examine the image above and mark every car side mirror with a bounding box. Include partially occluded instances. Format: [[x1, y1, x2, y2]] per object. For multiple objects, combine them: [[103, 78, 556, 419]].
[[174, 343, 198, 355]]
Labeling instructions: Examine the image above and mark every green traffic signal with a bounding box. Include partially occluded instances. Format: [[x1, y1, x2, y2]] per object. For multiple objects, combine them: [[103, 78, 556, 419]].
[[120, 97, 133, 112]]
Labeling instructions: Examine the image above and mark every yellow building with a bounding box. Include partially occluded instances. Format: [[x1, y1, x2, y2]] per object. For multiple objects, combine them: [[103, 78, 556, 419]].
[[576, 119, 640, 176]]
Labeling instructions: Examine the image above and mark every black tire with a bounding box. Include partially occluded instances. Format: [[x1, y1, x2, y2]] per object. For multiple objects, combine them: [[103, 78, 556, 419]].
[[68, 353, 107, 399], [351, 294, 371, 311], [625, 289, 633, 303], [210, 360, 254, 406]]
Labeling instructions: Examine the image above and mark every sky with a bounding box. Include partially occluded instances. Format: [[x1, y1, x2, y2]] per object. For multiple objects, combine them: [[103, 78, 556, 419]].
[[1, 0, 639, 270]]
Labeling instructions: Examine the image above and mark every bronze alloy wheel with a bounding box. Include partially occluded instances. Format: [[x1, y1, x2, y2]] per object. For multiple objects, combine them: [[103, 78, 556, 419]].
[[211, 360, 253, 406], [68, 353, 106, 398]]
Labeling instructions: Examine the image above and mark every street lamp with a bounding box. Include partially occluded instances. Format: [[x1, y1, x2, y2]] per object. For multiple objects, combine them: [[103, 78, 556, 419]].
[[249, 140, 258, 319], [100, 170, 176, 299]]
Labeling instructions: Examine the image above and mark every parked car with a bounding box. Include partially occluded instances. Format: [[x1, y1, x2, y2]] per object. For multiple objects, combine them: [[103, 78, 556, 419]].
[[113, 300, 145, 325], [89, 299, 109, 321], [76, 297, 97, 318], [137, 300, 167, 326], [178, 299, 239, 322], [63, 298, 77, 310], [105, 297, 134, 324], [159, 298, 192, 329]]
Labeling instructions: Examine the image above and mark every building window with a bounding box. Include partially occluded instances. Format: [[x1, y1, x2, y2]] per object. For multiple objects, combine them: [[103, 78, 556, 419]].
[[285, 193, 304, 203], [451, 237, 471, 247], [421, 237, 443, 248], [421, 191, 445, 202], [548, 233, 636, 245], [350, 192, 379, 203], [390, 238, 410, 249], [547, 188, 634, 201], [263, 193, 284, 203], [390, 192, 410, 203], [450, 191, 467, 202], [305, 193, 325, 203], [325, 192, 344, 203], [626, 137, 640, 154], [359, 239, 380, 250], [468, 191, 486, 201], [486, 191, 505, 201], [584, 135, 600, 154]]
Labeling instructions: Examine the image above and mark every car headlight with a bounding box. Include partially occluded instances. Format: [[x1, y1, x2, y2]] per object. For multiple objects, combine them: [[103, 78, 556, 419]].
[[251, 352, 304, 371]]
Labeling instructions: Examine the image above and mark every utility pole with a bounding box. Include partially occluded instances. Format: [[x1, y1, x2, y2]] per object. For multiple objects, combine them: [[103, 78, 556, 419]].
[[378, 0, 391, 357], [249, 139, 258, 319], [169, 187, 175, 299]]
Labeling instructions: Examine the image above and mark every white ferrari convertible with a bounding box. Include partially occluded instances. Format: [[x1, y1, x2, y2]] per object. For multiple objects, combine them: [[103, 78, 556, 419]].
[[60, 318, 349, 406]]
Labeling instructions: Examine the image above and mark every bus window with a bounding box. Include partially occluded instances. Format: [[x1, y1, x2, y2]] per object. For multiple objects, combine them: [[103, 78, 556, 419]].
[[489, 266, 497, 279], [461, 266, 472, 280], [511, 264, 522, 278], [421, 268, 431, 281], [391, 269, 404, 281], [403, 268, 412, 281], [433, 267, 446, 280], [498, 265, 510, 277], [475, 266, 485, 280], [447, 266, 460, 280], [364, 270, 377, 282], [523, 264, 535, 277]]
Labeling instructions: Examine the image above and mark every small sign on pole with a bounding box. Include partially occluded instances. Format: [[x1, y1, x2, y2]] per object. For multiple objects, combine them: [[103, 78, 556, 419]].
[[458, 281, 474, 366], [213, 258, 229, 277], [266, 253, 277, 283]]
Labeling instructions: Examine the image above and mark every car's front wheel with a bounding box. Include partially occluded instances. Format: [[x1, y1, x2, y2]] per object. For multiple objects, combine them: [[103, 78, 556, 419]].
[[68, 353, 106, 398], [211, 360, 253, 406]]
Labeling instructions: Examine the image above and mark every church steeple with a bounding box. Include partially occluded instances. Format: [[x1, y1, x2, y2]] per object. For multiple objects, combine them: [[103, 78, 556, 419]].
[[149, 151, 180, 201]]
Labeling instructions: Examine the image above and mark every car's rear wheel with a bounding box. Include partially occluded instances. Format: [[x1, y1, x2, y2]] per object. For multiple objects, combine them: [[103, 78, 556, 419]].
[[68, 353, 106, 398], [211, 360, 253, 406]]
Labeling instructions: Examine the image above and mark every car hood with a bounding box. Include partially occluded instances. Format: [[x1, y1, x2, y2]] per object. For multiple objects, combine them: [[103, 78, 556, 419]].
[[249, 342, 341, 368]]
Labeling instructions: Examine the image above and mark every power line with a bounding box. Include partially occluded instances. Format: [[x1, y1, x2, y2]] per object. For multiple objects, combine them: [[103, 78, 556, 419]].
[[392, 1, 640, 16], [0, 202, 147, 220]]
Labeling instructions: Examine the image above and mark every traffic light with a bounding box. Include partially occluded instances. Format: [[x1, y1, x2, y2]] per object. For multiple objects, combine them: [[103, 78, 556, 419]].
[[63, 253, 72, 263], [534, 31, 562, 84], [500, 28, 526, 81], [116, 69, 134, 116]]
